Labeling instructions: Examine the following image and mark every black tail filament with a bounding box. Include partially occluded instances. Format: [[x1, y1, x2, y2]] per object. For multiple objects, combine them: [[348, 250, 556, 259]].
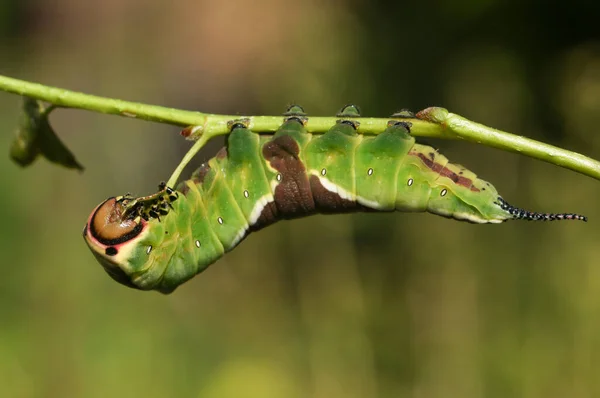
[[496, 197, 587, 222]]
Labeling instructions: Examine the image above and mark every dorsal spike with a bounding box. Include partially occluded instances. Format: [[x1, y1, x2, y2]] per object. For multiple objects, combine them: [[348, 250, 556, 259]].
[[391, 109, 416, 118], [337, 104, 361, 117], [495, 197, 587, 222], [283, 104, 306, 116]]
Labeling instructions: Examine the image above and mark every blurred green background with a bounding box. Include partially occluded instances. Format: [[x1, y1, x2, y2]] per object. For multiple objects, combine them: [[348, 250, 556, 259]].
[[1, 0, 600, 397]]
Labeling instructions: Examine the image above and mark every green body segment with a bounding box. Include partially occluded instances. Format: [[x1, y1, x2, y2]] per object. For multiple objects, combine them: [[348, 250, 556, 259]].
[[199, 155, 249, 251], [303, 122, 362, 201], [354, 124, 415, 210], [218, 128, 272, 226]]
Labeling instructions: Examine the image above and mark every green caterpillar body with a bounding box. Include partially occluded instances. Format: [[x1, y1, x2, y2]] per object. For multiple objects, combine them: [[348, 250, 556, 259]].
[[83, 107, 586, 293]]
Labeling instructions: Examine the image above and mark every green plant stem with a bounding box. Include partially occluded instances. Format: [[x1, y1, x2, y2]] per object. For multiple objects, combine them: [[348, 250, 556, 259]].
[[1, 74, 599, 186], [0, 74, 208, 126]]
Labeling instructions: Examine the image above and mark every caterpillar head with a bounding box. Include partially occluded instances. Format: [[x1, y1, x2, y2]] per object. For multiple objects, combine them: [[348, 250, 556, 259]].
[[83, 189, 182, 294], [83, 197, 150, 290]]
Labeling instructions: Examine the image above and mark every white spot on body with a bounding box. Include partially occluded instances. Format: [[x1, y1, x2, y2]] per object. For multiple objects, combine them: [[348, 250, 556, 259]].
[[440, 189, 448, 197], [146, 246, 152, 255], [367, 168, 373, 176], [218, 217, 224, 224], [195, 240, 201, 248], [407, 178, 414, 186], [276, 173, 282, 181], [321, 168, 327, 176], [243, 190, 249, 198]]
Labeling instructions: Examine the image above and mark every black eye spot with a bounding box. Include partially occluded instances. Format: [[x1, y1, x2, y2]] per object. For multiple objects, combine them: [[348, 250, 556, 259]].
[[105, 247, 118, 256]]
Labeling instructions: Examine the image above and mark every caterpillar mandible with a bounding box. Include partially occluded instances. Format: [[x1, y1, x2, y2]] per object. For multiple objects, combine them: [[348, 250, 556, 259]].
[[83, 105, 586, 293]]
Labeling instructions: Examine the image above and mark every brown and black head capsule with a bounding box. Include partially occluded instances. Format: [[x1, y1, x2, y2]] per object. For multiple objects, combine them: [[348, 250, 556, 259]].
[[83, 197, 146, 288]]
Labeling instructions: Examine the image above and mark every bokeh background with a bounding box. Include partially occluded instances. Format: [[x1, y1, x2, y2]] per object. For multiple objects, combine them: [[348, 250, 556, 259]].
[[1, 0, 600, 397]]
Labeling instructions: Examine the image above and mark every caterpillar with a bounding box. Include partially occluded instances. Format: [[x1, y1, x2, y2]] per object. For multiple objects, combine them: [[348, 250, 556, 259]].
[[83, 105, 586, 293]]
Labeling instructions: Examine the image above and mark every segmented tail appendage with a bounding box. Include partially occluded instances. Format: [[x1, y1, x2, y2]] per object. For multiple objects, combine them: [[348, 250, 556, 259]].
[[495, 197, 587, 222]]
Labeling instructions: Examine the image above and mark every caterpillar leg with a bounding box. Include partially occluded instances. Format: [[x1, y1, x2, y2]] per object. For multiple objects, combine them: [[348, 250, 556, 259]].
[[120, 183, 179, 220]]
